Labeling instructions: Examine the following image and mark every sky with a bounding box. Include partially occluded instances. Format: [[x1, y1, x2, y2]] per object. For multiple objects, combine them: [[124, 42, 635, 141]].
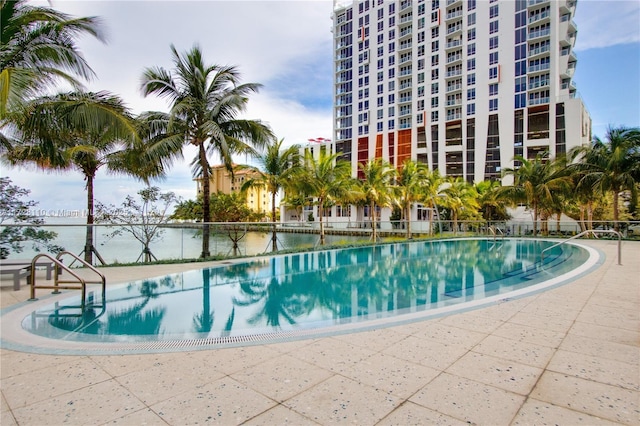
[[3, 0, 640, 213]]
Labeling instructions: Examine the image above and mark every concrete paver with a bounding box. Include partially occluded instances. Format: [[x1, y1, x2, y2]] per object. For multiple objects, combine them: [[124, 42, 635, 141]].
[[0, 240, 638, 425]]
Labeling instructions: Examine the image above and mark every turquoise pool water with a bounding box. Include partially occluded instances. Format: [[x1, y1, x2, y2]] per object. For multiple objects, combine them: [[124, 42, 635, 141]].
[[21, 238, 593, 346]]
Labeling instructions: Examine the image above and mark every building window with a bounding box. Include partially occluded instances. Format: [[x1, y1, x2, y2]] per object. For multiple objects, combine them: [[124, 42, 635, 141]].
[[467, 58, 475, 71], [431, 69, 439, 80], [467, 103, 475, 115], [432, 54, 439, 66], [468, 28, 476, 41], [468, 13, 476, 26], [489, 66, 498, 79], [432, 40, 439, 52], [468, 0, 476, 11], [467, 88, 476, 100], [432, 27, 439, 38], [388, 119, 395, 129], [489, 4, 499, 18], [489, 51, 499, 65], [431, 97, 439, 108], [489, 83, 498, 96], [489, 98, 498, 111], [467, 73, 476, 86], [467, 43, 476, 56], [431, 111, 439, 121], [388, 106, 395, 117], [489, 20, 499, 34], [431, 82, 439, 94], [489, 36, 499, 49]]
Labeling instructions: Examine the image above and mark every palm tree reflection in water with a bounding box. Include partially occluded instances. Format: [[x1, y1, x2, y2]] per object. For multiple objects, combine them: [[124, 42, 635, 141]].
[[33, 240, 584, 341]]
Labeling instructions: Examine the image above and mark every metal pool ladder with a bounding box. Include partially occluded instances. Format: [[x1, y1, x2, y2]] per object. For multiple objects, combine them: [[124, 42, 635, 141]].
[[488, 226, 504, 240], [29, 251, 106, 308], [541, 229, 622, 266]]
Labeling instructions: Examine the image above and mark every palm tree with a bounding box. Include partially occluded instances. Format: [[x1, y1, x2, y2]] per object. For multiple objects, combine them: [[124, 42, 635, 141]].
[[0, 0, 104, 119], [357, 158, 396, 242], [422, 169, 445, 235], [4, 91, 146, 264], [241, 139, 302, 251], [570, 126, 640, 231], [140, 44, 273, 258], [299, 151, 355, 245], [395, 159, 431, 239], [501, 153, 572, 236], [440, 177, 480, 235]]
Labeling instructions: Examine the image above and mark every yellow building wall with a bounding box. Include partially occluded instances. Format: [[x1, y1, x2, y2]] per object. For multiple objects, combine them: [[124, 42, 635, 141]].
[[195, 165, 272, 215]]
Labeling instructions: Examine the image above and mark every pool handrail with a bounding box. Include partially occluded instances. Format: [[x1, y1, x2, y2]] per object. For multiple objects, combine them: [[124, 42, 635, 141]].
[[29, 251, 106, 308], [488, 226, 504, 241], [541, 229, 622, 265]]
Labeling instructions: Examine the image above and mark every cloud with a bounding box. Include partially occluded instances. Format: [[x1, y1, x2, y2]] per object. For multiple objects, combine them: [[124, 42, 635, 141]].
[[5, 1, 334, 211], [574, 0, 640, 51]]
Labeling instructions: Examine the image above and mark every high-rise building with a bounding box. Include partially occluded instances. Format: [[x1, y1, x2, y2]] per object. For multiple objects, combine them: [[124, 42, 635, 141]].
[[332, 0, 591, 184]]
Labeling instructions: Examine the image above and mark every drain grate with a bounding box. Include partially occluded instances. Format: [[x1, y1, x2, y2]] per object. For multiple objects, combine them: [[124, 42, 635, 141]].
[[95, 329, 317, 352]]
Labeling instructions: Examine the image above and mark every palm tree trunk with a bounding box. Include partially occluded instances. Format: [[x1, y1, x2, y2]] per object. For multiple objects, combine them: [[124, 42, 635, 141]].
[[271, 191, 277, 251], [371, 202, 377, 242], [405, 203, 412, 239], [318, 197, 325, 245], [84, 173, 95, 264], [199, 143, 211, 258], [532, 202, 538, 236], [612, 189, 620, 232]]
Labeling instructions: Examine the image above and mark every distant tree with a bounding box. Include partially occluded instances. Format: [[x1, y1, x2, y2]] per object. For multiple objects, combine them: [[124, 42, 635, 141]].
[[95, 186, 179, 263], [140, 44, 273, 258], [395, 159, 430, 239], [440, 177, 480, 235], [357, 158, 396, 242], [241, 138, 302, 251], [4, 91, 148, 264], [501, 153, 571, 236], [570, 126, 640, 231], [0, 177, 63, 259], [298, 151, 355, 245]]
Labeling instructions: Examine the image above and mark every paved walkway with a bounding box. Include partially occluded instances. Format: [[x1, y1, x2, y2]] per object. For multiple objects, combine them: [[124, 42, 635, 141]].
[[0, 240, 638, 425]]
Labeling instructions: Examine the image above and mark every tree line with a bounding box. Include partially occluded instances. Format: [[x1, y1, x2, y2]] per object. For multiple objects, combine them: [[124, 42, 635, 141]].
[[1, 1, 639, 264]]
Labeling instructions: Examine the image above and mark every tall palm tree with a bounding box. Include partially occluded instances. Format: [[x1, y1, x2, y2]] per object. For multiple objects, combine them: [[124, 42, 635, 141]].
[[395, 159, 430, 239], [357, 158, 396, 242], [501, 153, 572, 236], [241, 139, 302, 251], [299, 151, 355, 245], [0, 0, 104, 119], [4, 91, 146, 264], [475, 180, 509, 223], [570, 126, 640, 231], [140, 44, 273, 258], [440, 177, 480, 235]]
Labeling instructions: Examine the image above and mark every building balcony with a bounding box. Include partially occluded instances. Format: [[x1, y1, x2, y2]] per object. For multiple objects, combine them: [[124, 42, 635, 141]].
[[528, 28, 551, 40], [398, 67, 413, 77], [398, 41, 413, 52], [399, 108, 412, 117], [446, 53, 463, 64], [398, 95, 412, 104], [446, 23, 463, 36], [399, 55, 412, 64], [528, 0, 550, 8], [528, 96, 549, 106], [559, 0, 577, 13], [400, 0, 412, 12], [528, 44, 550, 59], [445, 69, 463, 79], [528, 10, 551, 25], [399, 81, 413, 90], [446, 113, 462, 121], [528, 80, 549, 90], [447, 0, 462, 6], [399, 27, 413, 40], [446, 99, 462, 107], [399, 13, 413, 25], [446, 38, 463, 50], [445, 10, 463, 20], [446, 83, 463, 93], [527, 62, 550, 75]]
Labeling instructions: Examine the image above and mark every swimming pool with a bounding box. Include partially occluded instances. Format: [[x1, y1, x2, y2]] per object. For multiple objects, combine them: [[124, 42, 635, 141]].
[[6, 238, 600, 354]]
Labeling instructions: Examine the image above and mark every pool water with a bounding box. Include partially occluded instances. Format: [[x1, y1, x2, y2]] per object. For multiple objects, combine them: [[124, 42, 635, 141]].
[[22, 238, 592, 343]]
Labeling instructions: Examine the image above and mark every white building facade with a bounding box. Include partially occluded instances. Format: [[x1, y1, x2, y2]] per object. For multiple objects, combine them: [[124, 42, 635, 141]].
[[332, 0, 591, 185]]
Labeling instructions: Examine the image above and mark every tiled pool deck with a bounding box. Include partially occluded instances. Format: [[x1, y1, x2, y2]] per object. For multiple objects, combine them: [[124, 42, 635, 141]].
[[0, 239, 638, 425]]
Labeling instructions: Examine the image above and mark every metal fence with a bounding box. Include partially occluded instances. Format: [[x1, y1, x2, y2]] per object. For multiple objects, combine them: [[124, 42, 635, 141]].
[[2, 219, 639, 265]]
